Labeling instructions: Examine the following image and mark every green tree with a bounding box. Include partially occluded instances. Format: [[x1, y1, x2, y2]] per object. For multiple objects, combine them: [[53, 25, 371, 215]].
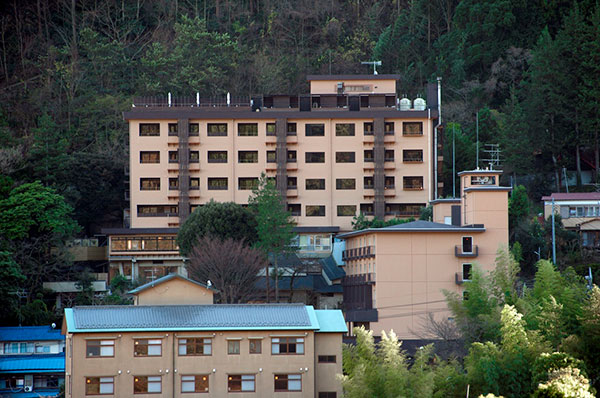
[[248, 173, 296, 302], [578, 286, 600, 391], [176, 200, 257, 257], [508, 185, 530, 240], [0, 251, 26, 323]]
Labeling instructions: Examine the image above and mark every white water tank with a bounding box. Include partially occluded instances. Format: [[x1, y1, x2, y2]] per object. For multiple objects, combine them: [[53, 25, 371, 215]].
[[414, 97, 426, 110], [399, 97, 411, 111]]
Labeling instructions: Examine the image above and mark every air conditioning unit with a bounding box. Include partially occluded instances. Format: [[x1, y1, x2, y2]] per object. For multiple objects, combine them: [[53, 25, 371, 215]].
[[24, 386, 33, 392]]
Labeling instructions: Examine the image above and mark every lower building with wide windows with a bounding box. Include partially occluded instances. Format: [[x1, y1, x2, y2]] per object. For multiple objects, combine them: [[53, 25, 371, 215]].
[[62, 304, 345, 397]]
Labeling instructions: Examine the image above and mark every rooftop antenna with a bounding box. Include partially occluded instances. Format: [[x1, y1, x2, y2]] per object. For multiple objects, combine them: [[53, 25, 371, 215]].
[[361, 61, 382, 75]]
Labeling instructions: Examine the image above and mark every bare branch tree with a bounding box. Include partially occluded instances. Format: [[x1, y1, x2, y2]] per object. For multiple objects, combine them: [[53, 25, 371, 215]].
[[187, 236, 267, 304]]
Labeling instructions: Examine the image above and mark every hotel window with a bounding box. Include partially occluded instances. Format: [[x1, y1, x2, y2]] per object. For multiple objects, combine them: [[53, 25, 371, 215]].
[[385, 176, 395, 189], [462, 263, 472, 281], [86, 340, 114, 357], [137, 205, 178, 217], [287, 177, 297, 189], [208, 178, 228, 190], [364, 176, 374, 189], [287, 203, 301, 216], [208, 151, 227, 163], [189, 151, 200, 163], [336, 178, 356, 190], [306, 123, 325, 136], [306, 205, 326, 217], [85, 377, 114, 395], [140, 178, 160, 190], [249, 339, 262, 354], [462, 237, 473, 253], [403, 122, 423, 136], [238, 151, 258, 163], [168, 123, 178, 136], [319, 393, 337, 398], [140, 151, 160, 164], [403, 176, 423, 190], [337, 205, 357, 217], [287, 150, 297, 162], [384, 122, 395, 135], [134, 376, 161, 394], [306, 178, 325, 190], [267, 150, 276, 163], [274, 374, 302, 392], [318, 355, 336, 363], [228, 375, 255, 392], [336, 123, 355, 136], [227, 340, 240, 355], [364, 122, 374, 135], [287, 123, 297, 136], [364, 150, 374, 162], [181, 375, 209, 393], [207, 123, 228, 136], [239, 177, 259, 190], [271, 337, 304, 354], [169, 178, 179, 190], [336, 152, 355, 163], [360, 203, 374, 215], [384, 149, 395, 161], [178, 338, 212, 356], [190, 178, 200, 190], [139, 123, 160, 136], [305, 152, 325, 163], [238, 123, 258, 136], [134, 339, 162, 357], [267, 123, 276, 136], [169, 150, 179, 163], [403, 149, 423, 162], [189, 123, 199, 136]]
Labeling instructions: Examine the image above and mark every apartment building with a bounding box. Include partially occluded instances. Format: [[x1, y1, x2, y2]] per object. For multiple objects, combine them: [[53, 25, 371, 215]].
[[62, 304, 346, 397], [542, 192, 600, 249], [0, 326, 65, 397], [105, 74, 441, 283], [338, 169, 510, 339]]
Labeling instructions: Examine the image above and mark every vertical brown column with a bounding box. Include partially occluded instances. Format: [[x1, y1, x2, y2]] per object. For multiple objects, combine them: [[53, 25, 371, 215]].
[[275, 118, 288, 198], [373, 118, 385, 219], [178, 118, 190, 225]]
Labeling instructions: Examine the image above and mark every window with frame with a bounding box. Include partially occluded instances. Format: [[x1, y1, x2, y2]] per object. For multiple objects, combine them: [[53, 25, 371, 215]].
[[364, 176, 374, 189], [287, 203, 301, 216], [384, 149, 395, 161], [306, 206, 325, 217], [403, 176, 423, 190], [238, 123, 258, 136], [462, 237, 473, 253], [249, 339, 262, 354], [86, 340, 114, 357], [337, 205, 356, 217], [85, 377, 114, 395], [403, 149, 423, 162], [271, 337, 304, 354], [336, 152, 355, 163], [208, 123, 228, 136], [384, 122, 395, 134], [181, 375, 209, 393], [318, 355, 336, 363], [190, 178, 200, 190], [267, 123, 276, 136], [306, 124, 325, 136], [140, 123, 160, 136], [189, 123, 199, 136], [134, 376, 161, 394], [360, 203, 374, 215], [335, 123, 355, 136], [364, 122, 374, 135], [134, 339, 162, 357], [208, 178, 228, 190], [274, 374, 302, 392], [336, 178, 356, 190], [169, 151, 179, 163], [137, 205, 178, 217], [169, 178, 179, 190], [178, 338, 212, 356], [227, 340, 240, 355], [403, 122, 423, 136], [287, 177, 297, 189], [208, 151, 227, 163], [306, 178, 325, 190], [287, 150, 297, 162], [228, 375, 255, 392], [238, 151, 258, 163], [140, 151, 160, 164], [287, 123, 297, 136], [189, 151, 200, 163], [462, 263, 472, 281], [267, 150, 276, 163], [319, 392, 337, 398], [364, 150, 374, 162], [140, 178, 160, 191], [305, 152, 325, 163], [34, 375, 59, 388], [385, 176, 395, 189], [168, 123, 178, 136], [2, 342, 33, 354], [239, 177, 259, 190]]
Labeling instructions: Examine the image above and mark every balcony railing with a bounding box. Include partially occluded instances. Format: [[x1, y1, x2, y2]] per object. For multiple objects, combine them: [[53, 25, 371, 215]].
[[455, 245, 479, 258], [342, 246, 375, 262]]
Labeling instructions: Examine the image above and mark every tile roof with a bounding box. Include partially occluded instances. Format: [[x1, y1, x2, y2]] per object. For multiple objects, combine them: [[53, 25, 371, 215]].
[[320, 256, 345, 281], [337, 220, 486, 238], [542, 192, 600, 201], [0, 353, 64, 374], [314, 310, 347, 333], [128, 273, 217, 295], [0, 326, 64, 342]]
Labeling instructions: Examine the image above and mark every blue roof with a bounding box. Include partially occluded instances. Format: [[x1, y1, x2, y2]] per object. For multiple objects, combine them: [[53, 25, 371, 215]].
[[128, 273, 218, 294], [315, 310, 347, 333], [0, 353, 64, 374], [320, 256, 345, 280], [0, 391, 60, 398], [65, 304, 346, 333], [0, 327, 64, 343]]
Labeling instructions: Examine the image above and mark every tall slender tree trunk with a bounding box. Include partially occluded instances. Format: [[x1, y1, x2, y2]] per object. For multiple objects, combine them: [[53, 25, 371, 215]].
[[595, 128, 599, 183], [265, 265, 270, 302], [552, 153, 560, 192], [274, 258, 279, 303], [576, 144, 582, 188]]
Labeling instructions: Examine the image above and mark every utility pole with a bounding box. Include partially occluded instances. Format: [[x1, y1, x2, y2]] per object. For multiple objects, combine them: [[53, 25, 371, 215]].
[[552, 198, 557, 265]]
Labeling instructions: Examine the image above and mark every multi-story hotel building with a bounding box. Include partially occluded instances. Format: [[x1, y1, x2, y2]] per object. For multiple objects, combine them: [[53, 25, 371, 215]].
[[104, 74, 441, 283]]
